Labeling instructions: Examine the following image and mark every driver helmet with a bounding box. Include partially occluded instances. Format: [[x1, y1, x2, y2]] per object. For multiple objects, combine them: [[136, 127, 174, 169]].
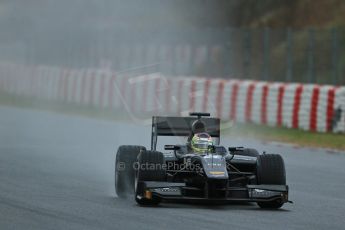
[[191, 133, 213, 154]]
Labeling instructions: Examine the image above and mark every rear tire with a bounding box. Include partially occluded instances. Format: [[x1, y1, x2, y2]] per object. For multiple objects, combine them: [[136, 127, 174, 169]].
[[115, 145, 145, 198], [256, 154, 286, 209], [135, 150, 166, 206]]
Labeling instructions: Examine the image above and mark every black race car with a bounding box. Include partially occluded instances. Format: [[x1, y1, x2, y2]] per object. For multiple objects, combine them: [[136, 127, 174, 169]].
[[115, 112, 291, 209]]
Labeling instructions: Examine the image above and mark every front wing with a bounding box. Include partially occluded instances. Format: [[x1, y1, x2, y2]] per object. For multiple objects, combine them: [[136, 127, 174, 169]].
[[136, 181, 290, 203]]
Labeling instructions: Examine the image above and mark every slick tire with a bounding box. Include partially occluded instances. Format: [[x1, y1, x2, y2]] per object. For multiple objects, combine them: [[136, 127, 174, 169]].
[[256, 154, 286, 209], [135, 150, 166, 206], [115, 145, 146, 198]]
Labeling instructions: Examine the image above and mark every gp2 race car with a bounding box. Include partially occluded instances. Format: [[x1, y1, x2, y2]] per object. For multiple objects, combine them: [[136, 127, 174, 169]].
[[115, 112, 291, 209]]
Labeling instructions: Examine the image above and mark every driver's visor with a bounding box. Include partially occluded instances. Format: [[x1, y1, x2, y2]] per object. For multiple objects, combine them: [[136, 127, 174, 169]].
[[193, 140, 213, 149]]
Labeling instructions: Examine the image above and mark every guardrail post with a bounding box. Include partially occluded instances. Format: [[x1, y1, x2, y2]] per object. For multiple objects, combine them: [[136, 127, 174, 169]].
[[331, 28, 339, 85], [243, 29, 252, 79], [224, 27, 233, 77], [262, 27, 270, 81], [307, 28, 315, 83], [286, 28, 293, 82]]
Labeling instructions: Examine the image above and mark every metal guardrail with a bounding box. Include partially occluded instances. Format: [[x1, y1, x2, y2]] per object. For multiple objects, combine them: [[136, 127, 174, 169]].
[[0, 28, 344, 85]]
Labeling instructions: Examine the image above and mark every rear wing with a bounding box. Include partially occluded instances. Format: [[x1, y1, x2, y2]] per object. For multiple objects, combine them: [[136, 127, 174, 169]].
[[151, 116, 220, 150]]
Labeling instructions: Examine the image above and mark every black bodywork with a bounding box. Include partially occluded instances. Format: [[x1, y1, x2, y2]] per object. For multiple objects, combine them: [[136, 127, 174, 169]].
[[135, 113, 290, 205]]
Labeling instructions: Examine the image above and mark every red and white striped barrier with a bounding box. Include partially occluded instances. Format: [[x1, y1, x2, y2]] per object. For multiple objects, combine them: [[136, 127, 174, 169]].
[[0, 63, 344, 133]]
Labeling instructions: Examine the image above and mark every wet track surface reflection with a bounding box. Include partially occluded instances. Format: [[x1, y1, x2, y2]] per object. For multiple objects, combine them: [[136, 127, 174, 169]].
[[0, 106, 345, 230]]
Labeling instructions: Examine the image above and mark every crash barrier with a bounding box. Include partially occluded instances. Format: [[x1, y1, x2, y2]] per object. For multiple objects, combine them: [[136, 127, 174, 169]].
[[0, 63, 344, 133]]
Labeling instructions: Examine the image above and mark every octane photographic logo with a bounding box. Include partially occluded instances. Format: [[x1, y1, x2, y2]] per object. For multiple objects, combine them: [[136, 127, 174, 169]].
[[116, 161, 203, 172], [116, 161, 126, 171]]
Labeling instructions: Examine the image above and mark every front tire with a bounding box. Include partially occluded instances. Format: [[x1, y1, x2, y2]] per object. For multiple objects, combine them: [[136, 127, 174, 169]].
[[256, 154, 286, 209], [115, 145, 146, 198], [135, 150, 166, 206]]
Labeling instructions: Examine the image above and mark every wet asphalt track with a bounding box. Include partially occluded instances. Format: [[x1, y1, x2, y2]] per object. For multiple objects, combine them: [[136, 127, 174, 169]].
[[1, 106, 345, 230]]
